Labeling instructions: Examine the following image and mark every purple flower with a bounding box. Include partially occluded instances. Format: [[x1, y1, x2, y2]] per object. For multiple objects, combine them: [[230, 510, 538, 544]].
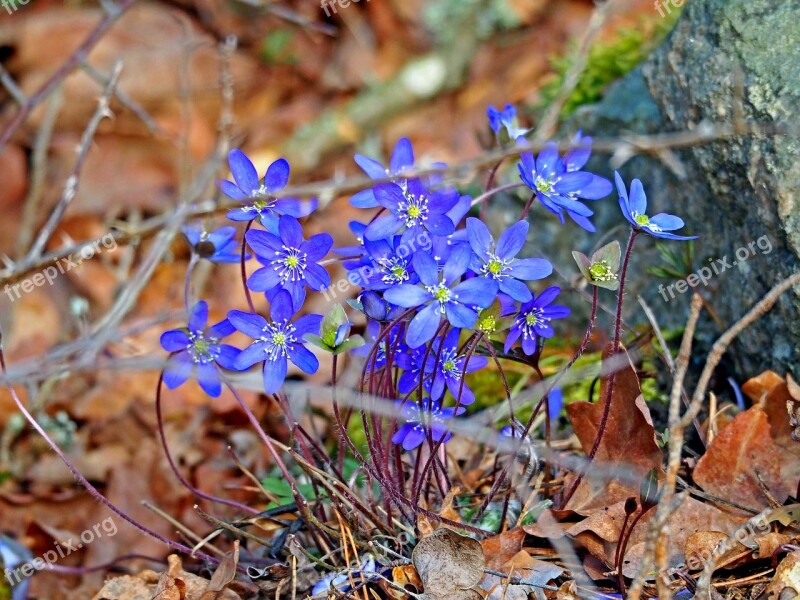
[[384, 246, 499, 348], [487, 104, 525, 141], [228, 291, 322, 394], [518, 140, 611, 232], [160, 301, 240, 397], [183, 223, 242, 264], [348, 231, 425, 291], [218, 150, 316, 231], [391, 398, 465, 451], [245, 215, 333, 312], [396, 329, 487, 405], [364, 179, 459, 241], [615, 172, 697, 241], [505, 286, 571, 355], [351, 320, 405, 371], [350, 138, 417, 209], [465, 218, 552, 302]]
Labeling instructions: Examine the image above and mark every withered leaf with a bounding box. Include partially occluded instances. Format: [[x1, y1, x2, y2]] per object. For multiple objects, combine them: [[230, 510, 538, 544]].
[[412, 528, 485, 600], [563, 345, 663, 513]]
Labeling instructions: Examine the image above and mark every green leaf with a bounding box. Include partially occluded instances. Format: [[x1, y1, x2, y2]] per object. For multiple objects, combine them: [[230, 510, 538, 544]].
[[321, 304, 348, 347]]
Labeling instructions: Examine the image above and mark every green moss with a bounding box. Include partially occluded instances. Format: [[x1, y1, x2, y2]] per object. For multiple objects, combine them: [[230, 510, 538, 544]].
[[538, 11, 681, 117]]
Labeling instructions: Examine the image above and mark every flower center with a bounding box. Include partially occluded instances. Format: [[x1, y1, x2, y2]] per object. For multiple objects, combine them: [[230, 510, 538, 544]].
[[482, 254, 511, 279], [534, 176, 554, 194], [398, 191, 429, 227], [187, 332, 219, 364], [525, 312, 539, 326], [429, 284, 452, 304], [477, 313, 496, 334], [260, 321, 297, 360], [520, 307, 549, 339], [588, 260, 617, 283], [271, 247, 308, 283], [379, 257, 410, 285]]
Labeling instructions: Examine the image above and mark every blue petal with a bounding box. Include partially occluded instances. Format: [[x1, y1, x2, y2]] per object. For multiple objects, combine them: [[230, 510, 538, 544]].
[[235, 342, 268, 369], [412, 251, 440, 287], [264, 158, 290, 192], [554, 172, 594, 194], [216, 345, 240, 370], [424, 213, 455, 237], [389, 138, 414, 174], [189, 301, 209, 332], [402, 426, 426, 450], [197, 362, 222, 397], [466, 217, 493, 258], [568, 212, 596, 232], [496, 221, 529, 260], [228, 150, 259, 194], [355, 154, 387, 179], [392, 423, 415, 446], [246, 229, 283, 258], [208, 319, 235, 339], [218, 179, 248, 201], [649, 213, 685, 231], [247, 267, 282, 293], [365, 214, 403, 241], [534, 286, 561, 307], [406, 304, 440, 347], [350, 188, 378, 208], [263, 358, 288, 394], [270, 290, 295, 322], [535, 142, 559, 177], [443, 244, 471, 285], [228, 310, 268, 338], [445, 303, 478, 329], [629, 179, 648, 215], [507, 257, 552, 280], [301, 233, 334, 260], [304, 262, 330, 290], [384, 284, 431, 308], [578, 175, 612, 200], [452, 277, 497, 307], [274, 197, 317, 217], [288, 344, 319, 374], [373, 183, 404, 210], [278, 215, 304, 248], [164, 353, 192, 389], [294, 313, 323, 337], [161, 329, 190, 352], [498, 278, 532, 302]]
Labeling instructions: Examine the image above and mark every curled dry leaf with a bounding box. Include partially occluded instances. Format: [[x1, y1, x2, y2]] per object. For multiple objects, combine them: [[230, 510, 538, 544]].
[[478, 550, 564, 600], [411, 528, 485, 600], [766, 550, 800, 599]]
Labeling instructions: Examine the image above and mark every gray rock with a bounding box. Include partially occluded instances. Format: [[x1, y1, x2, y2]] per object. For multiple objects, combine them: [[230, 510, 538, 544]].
[[566, 0, 800, 375]]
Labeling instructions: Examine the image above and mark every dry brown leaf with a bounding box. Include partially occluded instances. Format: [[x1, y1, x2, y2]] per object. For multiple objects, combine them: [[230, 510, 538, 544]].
[[198, 540, 239, 600], [480, 528, 526, 571], [412, 528, 485, 600], [766, 550, 800, 599], [387, 565, 423, 599], [563, 345, 663, 513], [693, 405, 788, 513], [478, 550, 563, 600]]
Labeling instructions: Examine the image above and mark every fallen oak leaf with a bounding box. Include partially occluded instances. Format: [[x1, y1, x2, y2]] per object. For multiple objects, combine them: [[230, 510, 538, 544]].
[[563, 345, 663, 513], [411, 528, 485, 600], [198, 540, 239, 599]]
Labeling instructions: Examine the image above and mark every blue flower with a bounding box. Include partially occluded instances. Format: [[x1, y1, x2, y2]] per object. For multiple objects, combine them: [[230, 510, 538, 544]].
[[350, 138, 417, 209], [218, 150, 316, 231], [160, 301, 240, 397], [351, 291, 406, 323], [228, 291, 322, 394], [311, 555, 379, 597], [364, 179, 459, 241], [615, 172, 697, 240], [487, 104, 525, 141], [397, 329, 487, 405], [348, 231, 425, 290], [183, 223, 242, 264], [505, 286, 571, 355], [391, 398, 465, 451], [245, 215, 333, 312], [352, 320, 406, 371], [518, 140, 611, 232], [384, 246, 499, 348], [465, 218, 552, 302]]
